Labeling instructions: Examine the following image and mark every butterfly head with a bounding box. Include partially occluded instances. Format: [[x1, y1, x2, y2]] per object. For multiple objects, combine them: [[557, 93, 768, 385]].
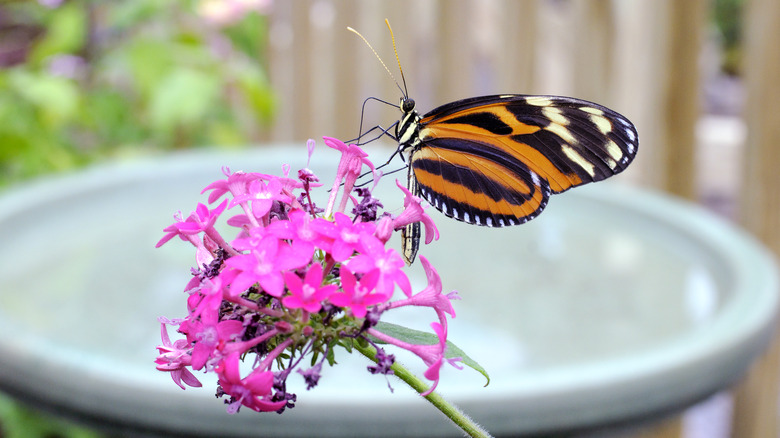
[[400, 97, 416, 114]]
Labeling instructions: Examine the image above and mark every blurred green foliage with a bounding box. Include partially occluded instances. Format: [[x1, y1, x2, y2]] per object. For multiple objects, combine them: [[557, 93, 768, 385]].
[[0, 392, 101, 438], [712, 0, 742, 76], [0, 0, 275, 186]]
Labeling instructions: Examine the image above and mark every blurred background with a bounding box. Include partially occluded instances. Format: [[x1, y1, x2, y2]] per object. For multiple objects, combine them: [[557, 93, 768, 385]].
[[1, 0, 778, 437]]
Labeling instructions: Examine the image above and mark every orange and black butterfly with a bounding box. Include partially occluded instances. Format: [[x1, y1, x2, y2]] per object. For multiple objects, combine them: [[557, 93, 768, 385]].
[[351, 22, 639, 264]]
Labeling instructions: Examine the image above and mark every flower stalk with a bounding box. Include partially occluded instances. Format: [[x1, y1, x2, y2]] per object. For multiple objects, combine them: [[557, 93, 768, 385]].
[[354, 343, 492, 438]]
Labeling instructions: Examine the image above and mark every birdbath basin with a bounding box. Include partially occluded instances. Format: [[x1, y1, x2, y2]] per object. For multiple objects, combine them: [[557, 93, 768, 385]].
[[0, 146, 776, 437]]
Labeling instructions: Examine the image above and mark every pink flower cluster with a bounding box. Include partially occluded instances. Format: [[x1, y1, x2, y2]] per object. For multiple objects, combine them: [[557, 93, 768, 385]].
[[155, 137, 460, 414]]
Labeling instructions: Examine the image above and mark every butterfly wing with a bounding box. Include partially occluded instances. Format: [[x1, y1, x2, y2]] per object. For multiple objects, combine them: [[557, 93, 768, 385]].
[[409, 94, 638, 226], [409, 137, 551, 227]]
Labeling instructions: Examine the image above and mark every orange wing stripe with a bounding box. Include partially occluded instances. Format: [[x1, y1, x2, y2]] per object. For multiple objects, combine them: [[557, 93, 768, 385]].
[[420, 125, 583, 193], [412, 147, 547, 219]]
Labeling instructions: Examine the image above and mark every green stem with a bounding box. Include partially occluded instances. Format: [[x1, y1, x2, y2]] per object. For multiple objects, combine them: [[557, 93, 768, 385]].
[[354, 343, 492, 438]]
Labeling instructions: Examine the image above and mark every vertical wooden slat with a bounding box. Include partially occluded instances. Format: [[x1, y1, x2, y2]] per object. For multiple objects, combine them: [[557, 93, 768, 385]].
[[333, 0, 362, 141], [609, 1, 665, 188], [737, 0, 780, 251], [496, 0, 537, 94], [534, 0, 576, 95], [267, 1, 294, 142], [436, 0, 472, 103], [308, 0, 337, 141], [291, 2, 313, 142], [732, 0, 780, 435], [659, 0, 707, 200], [351, 0, 399, 143], [571, 0, 614, 103]]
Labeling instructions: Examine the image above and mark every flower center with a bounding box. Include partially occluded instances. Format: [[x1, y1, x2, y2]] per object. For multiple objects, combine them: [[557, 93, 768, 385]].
[[341, 229, 358, 243], [302, 284, 316, 299]]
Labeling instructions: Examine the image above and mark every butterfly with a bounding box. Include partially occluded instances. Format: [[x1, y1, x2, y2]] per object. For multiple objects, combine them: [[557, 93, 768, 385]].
[[396, 94, 638, 263], [350, 22, 639, 264]]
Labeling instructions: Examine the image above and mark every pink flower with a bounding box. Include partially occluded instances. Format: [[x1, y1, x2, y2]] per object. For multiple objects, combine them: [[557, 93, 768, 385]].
[[392, 179, 439, 245], [374, 215, 394, 243], [230, 226, 268, 252], [267, 209, 334, 256], [201, 168, 271, 204], [223, 235, 309, 297], [38, 0, 63, 8], [47, 54, 85, 79], [328, 269, 387, 318], [231, 178, 291, 221], [324, 212, 376, 262], [184, 303, 245, 370], [346, 234, 411, 297], [155, 323, 202, 390], [282, 263, 337, 313], [198, 0, 272, 27], [185, 277, 223, 317], [155, 200, 228, 248], [368, 321, 461, 396], [156, 138, 464, 410], [388, 256, 457, 318], [323, 137, 376, 215], [405, 322, 450, 396], [216, 353, 286, 413]]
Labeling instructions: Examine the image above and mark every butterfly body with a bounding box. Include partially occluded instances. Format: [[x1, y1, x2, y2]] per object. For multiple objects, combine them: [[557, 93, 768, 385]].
[[396, 94, 638, 229]]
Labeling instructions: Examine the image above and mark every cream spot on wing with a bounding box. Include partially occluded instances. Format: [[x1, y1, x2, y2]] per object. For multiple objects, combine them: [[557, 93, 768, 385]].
[[606, 140, 623, 162], [542, 106, 568, 126], [579, 106, 604, 116], [545, 122, 577, 145], [590, 114, 612, 135], [526, 96, 554, 107], [562, 145, 596, 177]]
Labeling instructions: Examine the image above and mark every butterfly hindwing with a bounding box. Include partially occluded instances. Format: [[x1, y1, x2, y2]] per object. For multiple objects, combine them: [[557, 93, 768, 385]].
[[409, 138, 551, 227]]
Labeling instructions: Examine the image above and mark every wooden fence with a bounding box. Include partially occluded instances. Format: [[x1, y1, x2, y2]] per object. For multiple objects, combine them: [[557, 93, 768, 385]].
[[263, 1, 779, 437]]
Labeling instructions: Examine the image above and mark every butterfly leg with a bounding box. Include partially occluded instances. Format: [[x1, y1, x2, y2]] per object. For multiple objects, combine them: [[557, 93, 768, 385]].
[[349, 96, 400, 145]]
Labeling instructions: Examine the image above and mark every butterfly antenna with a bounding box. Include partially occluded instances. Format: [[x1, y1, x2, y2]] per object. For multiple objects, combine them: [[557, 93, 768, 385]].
[[385, 19, 408, 99], [347, 25, 406, 98]]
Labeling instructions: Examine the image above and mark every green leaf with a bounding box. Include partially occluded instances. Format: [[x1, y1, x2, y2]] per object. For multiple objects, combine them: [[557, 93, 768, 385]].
[[370, 321, 490, 386], [147, 68, 219, 132], [235, 65, 275, 124], [107, 0, 167, 30], [222, 12, 268, 59], [29, 3, 87, 64], [125, 39, 176, 98], [8, 70, 80, 126]]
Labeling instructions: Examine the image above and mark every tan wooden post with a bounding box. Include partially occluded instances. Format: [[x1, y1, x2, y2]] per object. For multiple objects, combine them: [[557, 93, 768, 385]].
[[660, 0, 707, 200], [732, 0, 780, 435], [572, 1, 615, 103]]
